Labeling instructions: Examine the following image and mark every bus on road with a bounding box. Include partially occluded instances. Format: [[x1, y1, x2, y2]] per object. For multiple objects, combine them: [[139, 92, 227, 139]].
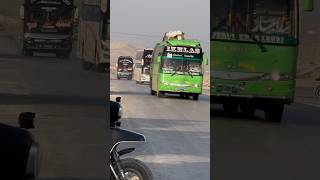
[[211, 0, 314, 121], [78, 0, 109, 72], [134, 49, 153, 84], [150, 34, 208, 100]]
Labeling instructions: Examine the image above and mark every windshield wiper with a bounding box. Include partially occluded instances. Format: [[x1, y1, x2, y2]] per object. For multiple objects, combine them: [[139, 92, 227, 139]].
[[248, 33, 267, 53], [188, 71, 194, 78], [171, 71, 177, 77]]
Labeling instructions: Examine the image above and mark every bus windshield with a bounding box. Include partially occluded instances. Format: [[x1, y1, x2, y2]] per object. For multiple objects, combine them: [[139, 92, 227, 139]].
[[118, 59, 133, 71], [161, 58, 202, 76], [27, 5, 73, 34], [212, 0, 296, 44]]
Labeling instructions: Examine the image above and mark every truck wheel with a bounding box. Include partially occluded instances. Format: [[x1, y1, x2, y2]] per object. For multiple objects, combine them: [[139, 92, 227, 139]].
[[24, 50, 33, 56], [223, 103, 239, 114], [180, 94, 190, 99], [96, 63, 107, 72], [264, 104, 284, 122], [157, 91, 164, 98], [57, 52, 68, 58], [192, 94, 199, 101], [150, 89, 156, 95], [240, 103, 255, 116], [82, 61, 92, 70]]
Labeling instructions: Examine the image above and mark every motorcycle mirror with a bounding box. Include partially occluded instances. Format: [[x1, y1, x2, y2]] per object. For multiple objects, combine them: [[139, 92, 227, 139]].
[[19, 112, 36, 129], [116, 97, 121, 102]]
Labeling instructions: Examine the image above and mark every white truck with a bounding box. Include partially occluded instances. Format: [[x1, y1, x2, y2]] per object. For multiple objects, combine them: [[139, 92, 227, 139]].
[[133, 48, 153, 84]]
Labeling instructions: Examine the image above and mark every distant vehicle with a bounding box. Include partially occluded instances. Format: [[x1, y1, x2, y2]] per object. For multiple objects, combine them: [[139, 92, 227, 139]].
[[150, 31, 209, 100], [211, 0, 314, 121], [134, 49, 153, 84], [20, 0, 77, 58], [78, 0, 109, 72], [117, 56, 134, 80], [133, 62, 142, 83]]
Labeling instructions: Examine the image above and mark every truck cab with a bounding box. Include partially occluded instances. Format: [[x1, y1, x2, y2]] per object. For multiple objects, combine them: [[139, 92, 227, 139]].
[[20, 0, 77, 57], [116, 56, 134, 80]]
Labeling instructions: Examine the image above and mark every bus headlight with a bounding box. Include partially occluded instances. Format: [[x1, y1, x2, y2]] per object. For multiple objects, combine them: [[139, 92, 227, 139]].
[[194, 84, 199, 88], [271, 72, 281, 81], [261, 73, 294, 81]]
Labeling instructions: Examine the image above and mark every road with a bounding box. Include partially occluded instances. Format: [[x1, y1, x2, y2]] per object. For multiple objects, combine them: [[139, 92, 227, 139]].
[[0, 53, 108, 180], [110, 74, 210, 180], [213, 90, 320, 180]]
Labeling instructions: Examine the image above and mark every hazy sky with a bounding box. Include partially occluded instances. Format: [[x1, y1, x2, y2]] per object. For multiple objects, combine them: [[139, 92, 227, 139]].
[[110, 0, 210, 51]]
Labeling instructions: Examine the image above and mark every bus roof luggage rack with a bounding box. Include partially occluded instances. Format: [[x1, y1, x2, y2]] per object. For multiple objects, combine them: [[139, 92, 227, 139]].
[[163, 30, 185, 41]]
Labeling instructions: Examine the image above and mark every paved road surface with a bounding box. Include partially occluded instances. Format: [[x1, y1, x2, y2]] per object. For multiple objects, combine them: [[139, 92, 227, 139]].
[[0, 54, 108, 180], [213, 94, 320, 180], [110, 74, 210, 180]]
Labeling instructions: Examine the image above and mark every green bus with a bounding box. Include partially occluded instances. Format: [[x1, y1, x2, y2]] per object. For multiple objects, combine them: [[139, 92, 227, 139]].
[[211, 0, 314, 121], [150, 39, 208, 100]]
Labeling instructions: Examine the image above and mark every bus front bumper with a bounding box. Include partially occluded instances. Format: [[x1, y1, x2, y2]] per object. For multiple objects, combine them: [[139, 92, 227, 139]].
[[117, 72, 132, 77], [211, 79, 295, 104], [159, 83, 202, 94]]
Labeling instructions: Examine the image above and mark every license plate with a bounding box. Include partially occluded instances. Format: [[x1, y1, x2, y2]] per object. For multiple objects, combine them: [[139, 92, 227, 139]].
[[43, 45, 52, 48], [224, 86, 238, 93], [176, 88, 185, 91]]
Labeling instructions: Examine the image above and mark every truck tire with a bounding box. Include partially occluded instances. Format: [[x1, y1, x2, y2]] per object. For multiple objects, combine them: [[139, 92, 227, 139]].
[[157, 91, 164, 98], [150, 89, 156, 95], [23, 50, 33, 56], [57, 52, 70, 59], [82, 61, 92, 70], [240, 103, 255, 116], [96, 63, 107, 72], [223, 103, 239, 114], [192, 94, 199, 101], [264, 104, 284, 122]]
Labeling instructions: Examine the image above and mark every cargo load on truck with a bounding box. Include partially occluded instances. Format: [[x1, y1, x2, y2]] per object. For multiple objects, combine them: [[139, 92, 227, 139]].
[[20, 0, 77, 57]]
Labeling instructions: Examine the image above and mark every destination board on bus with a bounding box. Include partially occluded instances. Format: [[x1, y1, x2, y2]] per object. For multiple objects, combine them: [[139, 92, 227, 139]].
[[163, 46, 202, 60]]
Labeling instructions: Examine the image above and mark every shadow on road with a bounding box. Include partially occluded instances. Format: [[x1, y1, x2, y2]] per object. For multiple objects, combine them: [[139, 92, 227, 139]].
[[39, 178, 105, 180], [0, 93, 105, 106], [110, 90, 149, 96], [121, 117, 210, 179], [210, 107, 281, 124], [212, 103, 320, 126]]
